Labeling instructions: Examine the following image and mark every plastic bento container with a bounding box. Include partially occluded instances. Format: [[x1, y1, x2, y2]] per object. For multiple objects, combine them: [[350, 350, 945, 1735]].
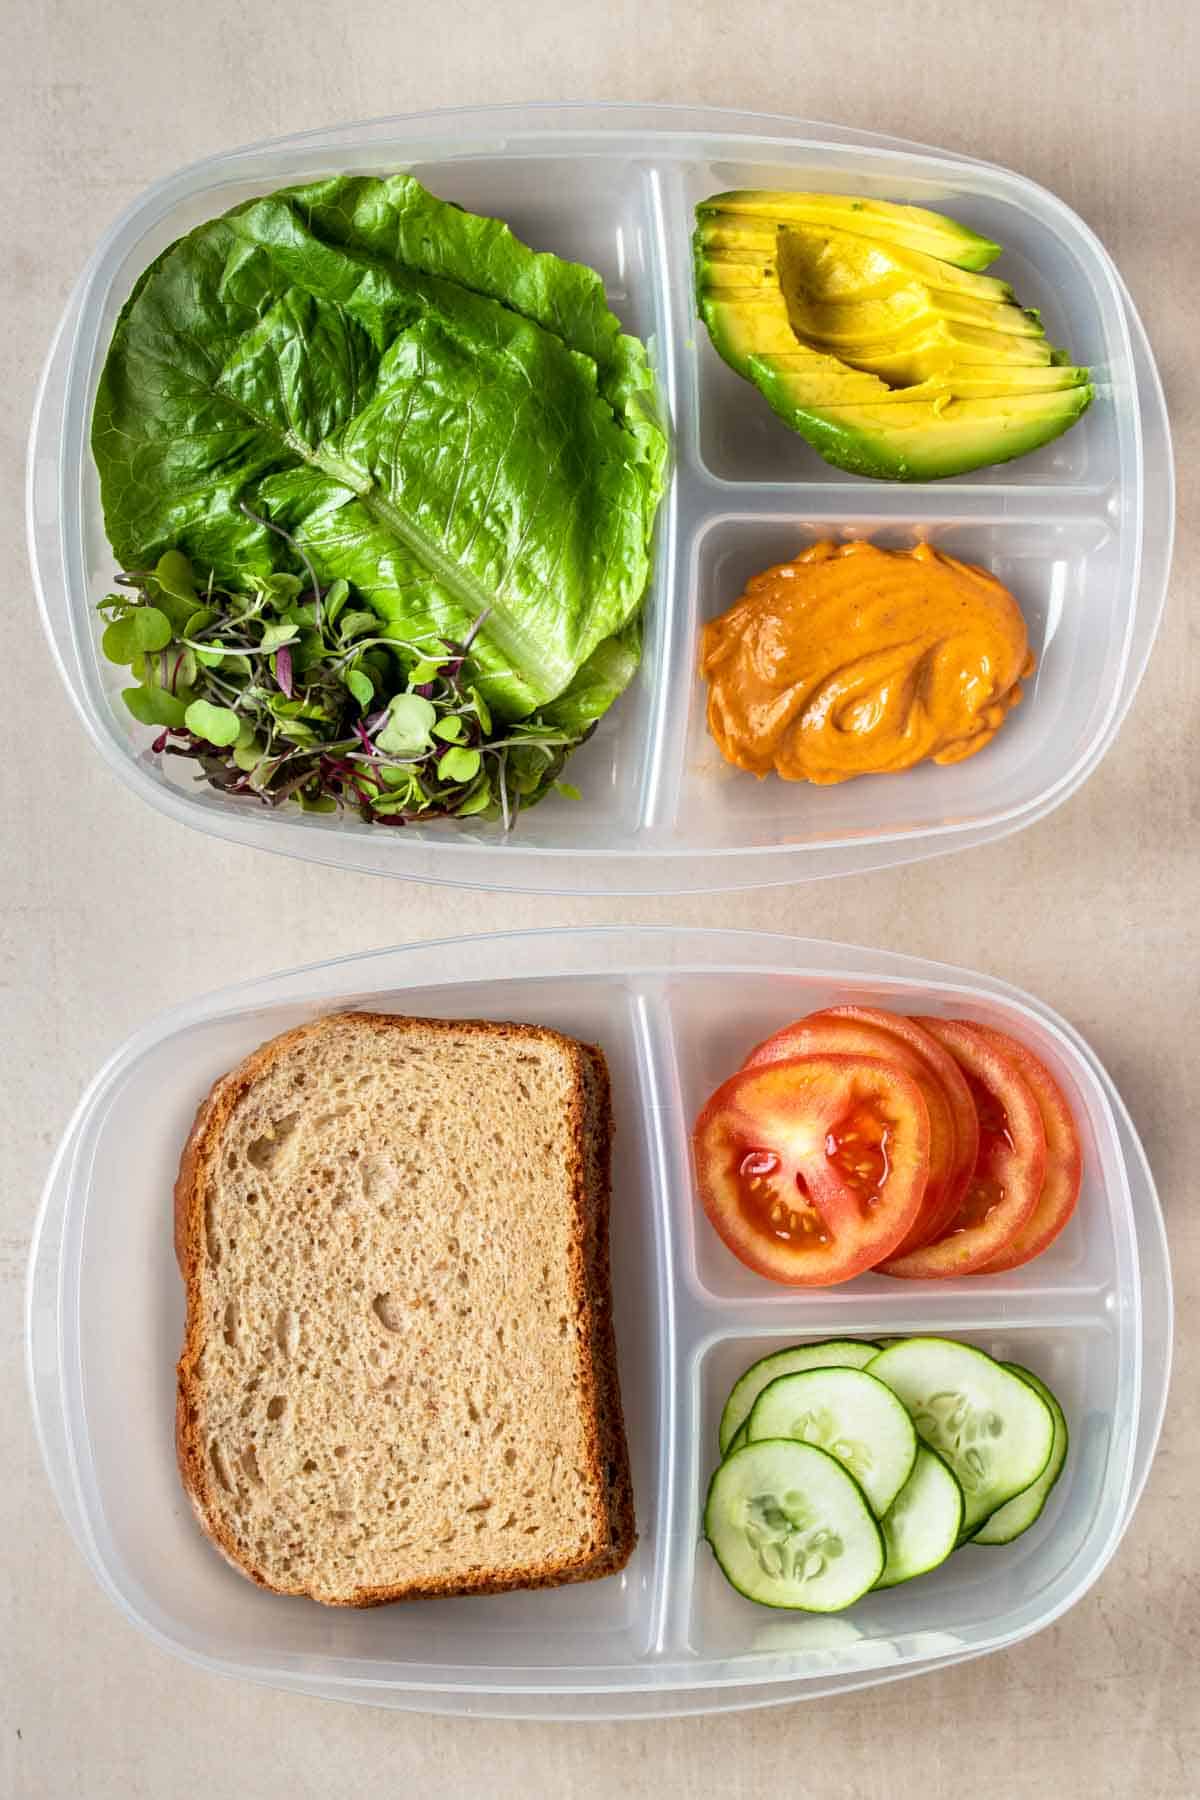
[[26, 926, 1171, 1719], [28, 104, 1173, 896]]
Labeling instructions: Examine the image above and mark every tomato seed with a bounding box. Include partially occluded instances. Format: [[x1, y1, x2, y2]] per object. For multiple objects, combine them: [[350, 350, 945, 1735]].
[[740, 1149, 781, 1179]]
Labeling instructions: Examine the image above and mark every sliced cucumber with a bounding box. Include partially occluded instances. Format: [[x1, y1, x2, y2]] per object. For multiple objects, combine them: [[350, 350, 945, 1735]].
[[972, 1365, 1069, 1545], [875, 1447, 964, 1588], [727, 1421, 749, 1455], [868, 1339, 1055, 1537], [705, 1438, 884, 1611], [746, 1367, 917, 1517], [718, 1340, 881, 1456]]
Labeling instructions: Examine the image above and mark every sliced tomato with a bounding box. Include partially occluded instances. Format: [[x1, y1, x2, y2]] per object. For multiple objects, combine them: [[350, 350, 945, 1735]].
[[879, 1018, 1046, 1278], [966, 1025, 1082, 1272], [746, 1007, 977, 1254], [693, 1054, 931, 1286]]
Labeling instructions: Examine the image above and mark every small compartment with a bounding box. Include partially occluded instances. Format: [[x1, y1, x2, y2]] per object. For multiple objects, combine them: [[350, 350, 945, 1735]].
[[686, 1321, 1130, 1663], [661, 967, 1127, 1303], [405, 156, 656, 324], [668, 511, 1125, 853], [679, 154, 1125, 491]]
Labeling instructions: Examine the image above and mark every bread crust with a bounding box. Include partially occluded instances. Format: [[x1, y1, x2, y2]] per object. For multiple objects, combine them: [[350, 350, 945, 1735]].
[[575, 1045, 636, 1575], [174, 1011, 634, 1606]]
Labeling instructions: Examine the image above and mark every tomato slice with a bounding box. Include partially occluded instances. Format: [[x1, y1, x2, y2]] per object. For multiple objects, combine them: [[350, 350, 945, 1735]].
[[693, 1054, 931, 1286], [879, 1019, 1046, 1279], [745, 1007, 977, 1254], [966, 1025, 1082, 1272]]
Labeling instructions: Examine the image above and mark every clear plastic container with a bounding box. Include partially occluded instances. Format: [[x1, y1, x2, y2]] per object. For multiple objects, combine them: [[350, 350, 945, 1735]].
[[28, 104, 1173, 895], [26, 926, 1172, 1718]]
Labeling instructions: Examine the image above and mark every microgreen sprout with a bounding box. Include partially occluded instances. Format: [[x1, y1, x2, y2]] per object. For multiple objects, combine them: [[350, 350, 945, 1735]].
[[99, 548, 589, 831]]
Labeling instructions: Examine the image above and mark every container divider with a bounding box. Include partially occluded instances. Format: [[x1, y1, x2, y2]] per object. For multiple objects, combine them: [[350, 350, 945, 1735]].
[[627, 978, 683, 1655], [634, 163, 686, 836], [680, 478, 1118, 524]]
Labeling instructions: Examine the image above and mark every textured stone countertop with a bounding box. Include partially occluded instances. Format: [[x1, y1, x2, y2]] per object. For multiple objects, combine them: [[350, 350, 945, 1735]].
[[4, 2, 1196, 1793]]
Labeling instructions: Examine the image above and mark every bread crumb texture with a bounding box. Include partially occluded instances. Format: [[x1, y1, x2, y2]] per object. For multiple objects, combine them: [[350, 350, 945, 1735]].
[[175, 1013, 633, 1606]]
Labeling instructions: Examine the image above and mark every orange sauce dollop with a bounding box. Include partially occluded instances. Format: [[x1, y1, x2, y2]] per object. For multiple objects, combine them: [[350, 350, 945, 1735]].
[[700, 540, 1034, 785]]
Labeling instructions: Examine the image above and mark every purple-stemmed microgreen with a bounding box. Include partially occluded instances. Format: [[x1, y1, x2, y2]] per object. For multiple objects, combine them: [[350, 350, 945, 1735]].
[[99, 547, 587, 829]]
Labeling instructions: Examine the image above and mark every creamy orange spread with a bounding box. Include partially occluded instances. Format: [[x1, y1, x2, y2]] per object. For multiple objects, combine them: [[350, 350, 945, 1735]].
[[700, 540, 1034, 785]]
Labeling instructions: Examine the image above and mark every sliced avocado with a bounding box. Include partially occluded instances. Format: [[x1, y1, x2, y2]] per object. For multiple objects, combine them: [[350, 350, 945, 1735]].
[[699, 190, 1002, 271], [706, 285, 1046, 346], [867, 366, 1088, 402], [747, 368, 1093, 480], [834, 320, 1059, 384], [693, 193, 1093, 479], [784, 285, 1047, 345], [697, 219, 1013, 306], [725, 345, 891, 409], [698, 236, 1044, 345], [699, 288, 886, 403], [786, 226, 1013, 306], [755, 356, 1089, 402], [699, 291, 809, 371], [699, 255, 787, 291], [694, 215, 781, 257], [702, 291, 1094, 468]]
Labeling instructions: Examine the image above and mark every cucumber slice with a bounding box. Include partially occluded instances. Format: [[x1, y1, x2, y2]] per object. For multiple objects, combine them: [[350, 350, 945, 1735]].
[[972, 1364, 1069, 1545], [875, 1446, 964, 1588], [705, 1438, 884, 1611], [868, 1338, 1055, 1536], [746, 1367, 917, 1517], [718, 1340, 881, 1456]]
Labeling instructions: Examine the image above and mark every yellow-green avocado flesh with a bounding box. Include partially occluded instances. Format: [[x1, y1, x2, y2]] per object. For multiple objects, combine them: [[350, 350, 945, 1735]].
[[695, 194, 1093, 481]]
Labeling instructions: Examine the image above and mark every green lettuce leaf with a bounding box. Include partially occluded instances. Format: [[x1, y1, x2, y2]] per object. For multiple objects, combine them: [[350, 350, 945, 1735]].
[[92, 174, 667, 725], [540, 615, 644, 733]]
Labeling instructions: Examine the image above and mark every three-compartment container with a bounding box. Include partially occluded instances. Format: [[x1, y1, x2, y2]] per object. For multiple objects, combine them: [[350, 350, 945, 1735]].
[[26, 927, 1172, 1718], [28, 103, 1173, 893]]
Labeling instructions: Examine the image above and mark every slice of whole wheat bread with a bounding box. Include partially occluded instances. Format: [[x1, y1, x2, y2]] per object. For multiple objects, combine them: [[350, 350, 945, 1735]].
[[174, 1011, 635, 1606]]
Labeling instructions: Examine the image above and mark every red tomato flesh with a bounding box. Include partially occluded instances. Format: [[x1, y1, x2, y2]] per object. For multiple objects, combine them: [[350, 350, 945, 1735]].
[[967, 1024, 1082, 1272], [693, 1054, 931, 1286], [746, 1008, 978, 1254], [879, 1018, 1046, 1278]]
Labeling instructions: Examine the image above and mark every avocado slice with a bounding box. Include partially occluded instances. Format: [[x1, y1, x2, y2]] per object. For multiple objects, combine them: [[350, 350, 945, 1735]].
[[755, 357, 1089, 402], [832, 320, 1060, 384], [784, 286, 1047, 345], [700, 284, 1086, 429], [701, 286, 1047, 346], [694, 215, 780, 256], [749, 382, 1092, 480], [699, 190, 1002, 271], [699, 287, 888, 406], [698, 217, 1014, 305], [734, 346, 893, 409], [698, 223, 1047, 347]]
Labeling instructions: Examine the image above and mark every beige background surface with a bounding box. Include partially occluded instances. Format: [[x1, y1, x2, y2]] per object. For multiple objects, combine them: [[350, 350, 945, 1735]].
[[3, 0, 1197, 1794]]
